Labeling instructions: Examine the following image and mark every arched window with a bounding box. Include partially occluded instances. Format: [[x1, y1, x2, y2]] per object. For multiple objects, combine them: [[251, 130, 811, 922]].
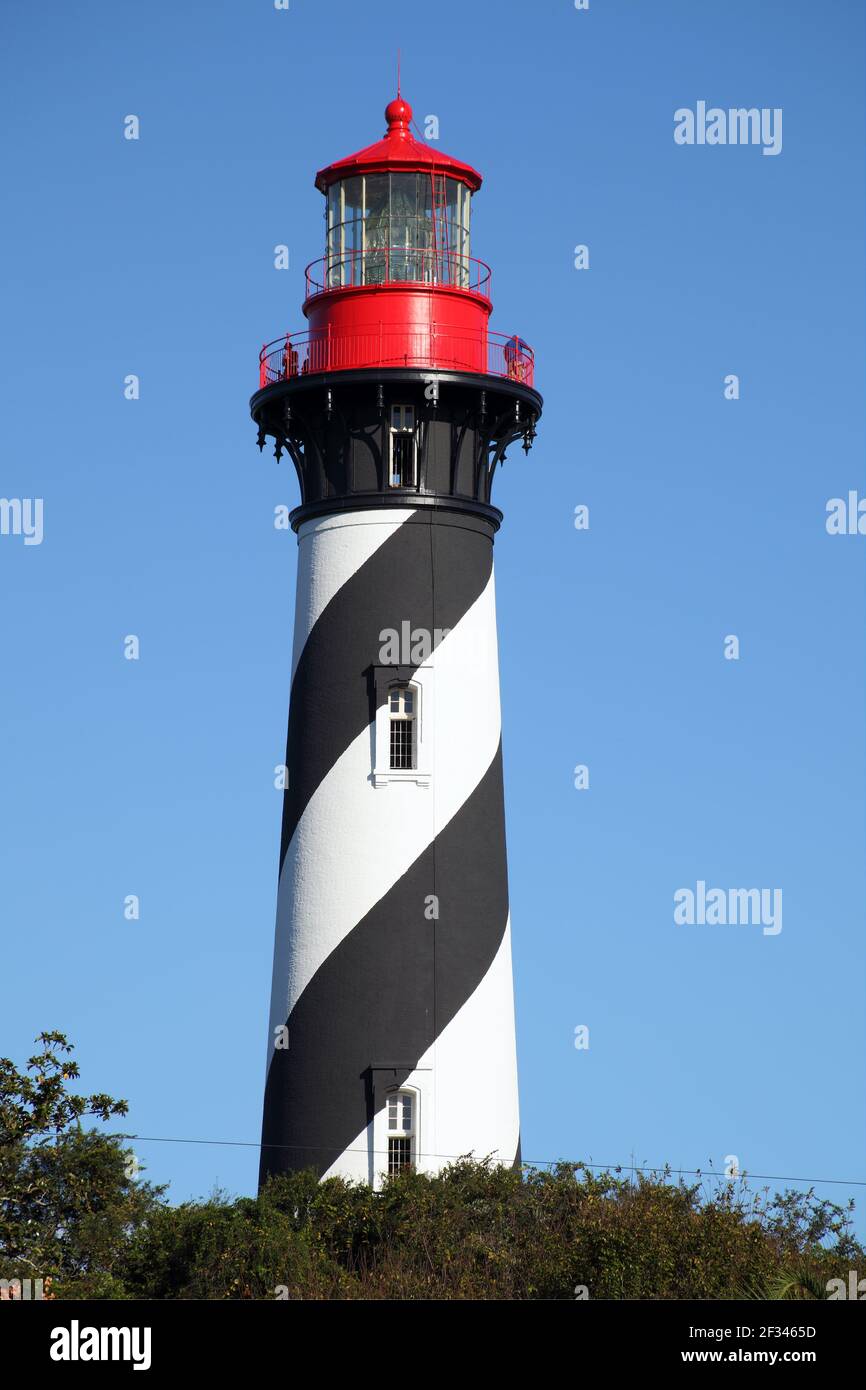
[[389, 685, 416, 769], [372, 674, 429, 788], [387, 1091, 416, 1175]]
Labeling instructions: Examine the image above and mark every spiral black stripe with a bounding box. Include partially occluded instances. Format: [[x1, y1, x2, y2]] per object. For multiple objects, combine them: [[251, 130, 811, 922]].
[[278, 509, 494, 868], [260, 744, 509, 1182]]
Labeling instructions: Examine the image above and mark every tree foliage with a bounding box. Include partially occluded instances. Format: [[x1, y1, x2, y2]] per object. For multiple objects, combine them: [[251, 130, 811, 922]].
[[1, 1034, 861, 1300], [0, 1032, 164, 1298]]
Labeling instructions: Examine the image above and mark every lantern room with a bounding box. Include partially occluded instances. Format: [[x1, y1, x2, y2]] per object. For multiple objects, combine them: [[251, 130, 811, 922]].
[[322, 168, 474, 291], [315, 95, 479, 294], [257, 94, 536, 386]]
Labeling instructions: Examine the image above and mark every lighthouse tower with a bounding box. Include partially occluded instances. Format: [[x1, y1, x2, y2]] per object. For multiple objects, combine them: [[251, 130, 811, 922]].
[[252, 93, 542, 1188]]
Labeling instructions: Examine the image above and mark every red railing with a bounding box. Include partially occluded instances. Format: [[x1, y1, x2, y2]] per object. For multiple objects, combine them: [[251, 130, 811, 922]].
[[258, 325, 534, 389], [305, 248, 492, 300]]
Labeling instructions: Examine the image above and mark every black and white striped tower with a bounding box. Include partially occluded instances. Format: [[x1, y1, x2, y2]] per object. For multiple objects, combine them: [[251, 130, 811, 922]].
[[251, 93, 541, 1187]]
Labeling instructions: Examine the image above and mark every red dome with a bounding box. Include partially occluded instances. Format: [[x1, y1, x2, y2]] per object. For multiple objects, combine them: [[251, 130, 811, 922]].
[[315, 95, 482, 194], [383, 96, 413, 135]]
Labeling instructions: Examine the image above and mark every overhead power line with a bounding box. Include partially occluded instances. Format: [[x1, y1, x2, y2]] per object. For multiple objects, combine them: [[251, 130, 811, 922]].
[[119, 1133, 866, 1191]]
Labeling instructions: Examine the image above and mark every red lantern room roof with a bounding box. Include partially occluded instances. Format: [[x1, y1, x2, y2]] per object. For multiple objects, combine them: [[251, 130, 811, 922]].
[[314, 96, 483, 194]]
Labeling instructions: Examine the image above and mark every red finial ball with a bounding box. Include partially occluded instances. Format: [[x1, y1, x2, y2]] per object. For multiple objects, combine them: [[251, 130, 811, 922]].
[[385, 96, 412, 137]]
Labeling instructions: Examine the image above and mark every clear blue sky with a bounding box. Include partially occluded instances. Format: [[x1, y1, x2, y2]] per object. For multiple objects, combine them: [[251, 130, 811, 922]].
[[2, 0, 864, 1229]]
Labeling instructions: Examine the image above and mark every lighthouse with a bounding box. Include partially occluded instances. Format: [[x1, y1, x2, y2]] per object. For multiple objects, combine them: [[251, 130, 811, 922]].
[[252, 93, 542, 1188]]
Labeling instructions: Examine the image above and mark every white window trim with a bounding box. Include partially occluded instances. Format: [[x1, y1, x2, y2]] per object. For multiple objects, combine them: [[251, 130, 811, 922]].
[[369, 1070, 433, 1189], [381, 1084, 421, 1184], [373, 667, 432, 787]]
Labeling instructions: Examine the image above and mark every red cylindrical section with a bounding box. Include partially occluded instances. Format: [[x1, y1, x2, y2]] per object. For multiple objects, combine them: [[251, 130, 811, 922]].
[[304, 282, 491, 375]]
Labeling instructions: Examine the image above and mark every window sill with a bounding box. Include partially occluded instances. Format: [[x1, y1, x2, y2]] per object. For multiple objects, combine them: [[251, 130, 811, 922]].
[[372, 769, 431, 788]]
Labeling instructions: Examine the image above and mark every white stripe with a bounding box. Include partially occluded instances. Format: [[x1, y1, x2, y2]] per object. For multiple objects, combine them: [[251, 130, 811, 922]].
[[291, 508, 417, 682]]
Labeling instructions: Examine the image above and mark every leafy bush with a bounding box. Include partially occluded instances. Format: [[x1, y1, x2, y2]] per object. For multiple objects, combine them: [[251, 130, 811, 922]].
[[2, 1035, 861, 1300]]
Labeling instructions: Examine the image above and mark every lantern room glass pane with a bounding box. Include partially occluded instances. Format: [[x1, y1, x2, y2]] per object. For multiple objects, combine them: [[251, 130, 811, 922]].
[[326, 183, 341, 288], [444, 179, 460, 286], [342, 176, 363, 285], [389, 173, 425, 282], [418, 174, 435, 282], [363, 172, 390, 285]]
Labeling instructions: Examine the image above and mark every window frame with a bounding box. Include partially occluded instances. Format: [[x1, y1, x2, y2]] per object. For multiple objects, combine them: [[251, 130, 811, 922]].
[[386, 1089, 417, 1177], [388, 404, 417, 489], [371, 669, 431, 788], [388, 684, 416, 770]]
